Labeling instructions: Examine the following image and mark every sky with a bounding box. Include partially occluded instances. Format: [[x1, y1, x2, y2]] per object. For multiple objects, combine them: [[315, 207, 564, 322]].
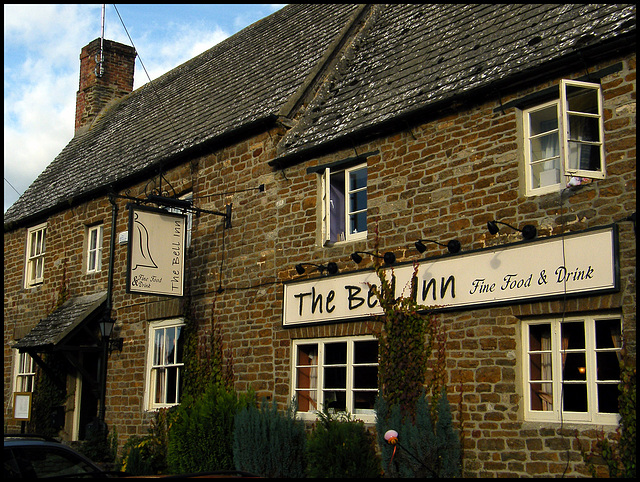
[[3, 4, 286, 213]]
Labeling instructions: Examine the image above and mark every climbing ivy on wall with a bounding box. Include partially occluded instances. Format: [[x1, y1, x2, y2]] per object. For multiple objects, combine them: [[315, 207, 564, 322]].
[[370, 261, 445, 417]]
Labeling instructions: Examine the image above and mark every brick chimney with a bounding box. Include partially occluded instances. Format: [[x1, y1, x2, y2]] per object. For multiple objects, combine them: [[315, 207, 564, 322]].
[[75, 38, 136, 133]]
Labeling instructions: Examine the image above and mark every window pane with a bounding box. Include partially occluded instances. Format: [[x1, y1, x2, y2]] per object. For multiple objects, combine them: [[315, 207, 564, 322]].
[[175, 326, 184, 363], [529, 324, 551, 351], [296, 390, 317, 412], [566, 86, 598, 114], [323, 390, 346, 411], [595, 319, 621, 349], [353, 391, 377, 412], [166, 366, 178, 404], [349, 189, 367, 212], [324, 366, 346, 389], [354, 340, 378, 364], [154, 368, 165, 403], [325, 342, 347, 365], [530, 382, 553, 411], [530, 133, 559, 162], [597, 383, 619, 413], [166, 327, 176, 364], [563, 353, 586, 381], [563, 383, 587, 412], [561, 322, 585, 349], [329, 172, 346, 243], [297, 344, 318, 366], [529, 353, 552, 381], [350, 168, 367, 190], [529, 105, 558, 136], [568, 115, 599, 142], [349, 211, 367, 235], [353, 366, 377, 389], [596, 352, 620, 381], [567, 142, 601, 171], [154, 330, 164, 366]]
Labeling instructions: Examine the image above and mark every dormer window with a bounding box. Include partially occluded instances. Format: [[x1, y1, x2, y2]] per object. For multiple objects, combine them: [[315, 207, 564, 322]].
[[523, 79, 604, 196]]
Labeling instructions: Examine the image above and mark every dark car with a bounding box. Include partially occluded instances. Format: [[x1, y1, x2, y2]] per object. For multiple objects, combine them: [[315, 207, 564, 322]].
[[4, 433, 112, 478]]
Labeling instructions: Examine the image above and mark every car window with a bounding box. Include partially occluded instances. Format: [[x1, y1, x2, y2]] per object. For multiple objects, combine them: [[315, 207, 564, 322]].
[[11, 446, 99, 478]]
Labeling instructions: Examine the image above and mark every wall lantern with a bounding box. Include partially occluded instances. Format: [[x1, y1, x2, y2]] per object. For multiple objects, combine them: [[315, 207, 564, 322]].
[[295, 262, 339, 276], [415, 239, 461, 254], [351, 251, 396, 265], [487, 220, 537, 240], [99, 317, 123, 352]]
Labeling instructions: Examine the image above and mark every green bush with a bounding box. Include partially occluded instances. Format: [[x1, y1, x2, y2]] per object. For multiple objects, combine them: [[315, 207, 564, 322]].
[[233, 399, 306, 477], [167, 384, 253, 474], [306, 411, 382, 478]]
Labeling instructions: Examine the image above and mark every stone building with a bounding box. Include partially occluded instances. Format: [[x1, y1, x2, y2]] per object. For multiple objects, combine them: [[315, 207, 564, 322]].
[[4, 4, 636, 477]]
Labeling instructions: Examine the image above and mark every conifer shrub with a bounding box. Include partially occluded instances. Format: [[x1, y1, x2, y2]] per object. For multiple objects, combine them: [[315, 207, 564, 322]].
[[233, 399, 306, 478], [375, 390, 461, 478], [166, 383, 253, 474], [306, 411, 382, 478]]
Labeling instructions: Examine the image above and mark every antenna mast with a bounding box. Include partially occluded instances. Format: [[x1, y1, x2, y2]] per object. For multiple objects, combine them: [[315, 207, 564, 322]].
[[96, 4, 106, 77]]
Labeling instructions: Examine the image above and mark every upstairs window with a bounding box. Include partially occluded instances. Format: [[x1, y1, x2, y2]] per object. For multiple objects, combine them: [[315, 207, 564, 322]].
[[523, 315, 621, 424], [523, 79, 604, 195], [321, 164, 367, 244], [24, 223, 46, 288], [86, 225, 103, 273]]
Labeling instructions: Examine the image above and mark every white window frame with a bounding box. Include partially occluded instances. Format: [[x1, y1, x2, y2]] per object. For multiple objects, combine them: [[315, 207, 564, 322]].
[[13, 350, 36, 393], [144, 318, 185, 410], [24, 223, 46, 288], [523, 79, 605, 196], [86, 224, 103, 273], [522, 314, 622, 425], [292, 335, 378, 423], [321, 163, 367, 245]]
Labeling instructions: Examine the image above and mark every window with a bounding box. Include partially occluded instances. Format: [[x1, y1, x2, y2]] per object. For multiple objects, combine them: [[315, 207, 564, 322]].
[[321, 164, 367, 244], [14, 351, 35, 393], [145, 319, 184, 410], [523, 79, 604, 195], [25, 223, 46, 287], [86, 225, 103, 273], [293, 336, 378, 421], [523, 314, 622, 424]]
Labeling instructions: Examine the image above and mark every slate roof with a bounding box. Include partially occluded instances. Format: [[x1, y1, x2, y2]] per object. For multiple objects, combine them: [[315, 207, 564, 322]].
[[4, 4, 636, 229], [4, 4, 361, 228], [274, 3, 637, 165], [14, 291, 107, 351]]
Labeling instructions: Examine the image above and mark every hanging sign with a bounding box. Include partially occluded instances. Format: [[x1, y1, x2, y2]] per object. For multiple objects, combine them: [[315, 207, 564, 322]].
[[127, 205, 187, 297], [282, 226, 618, 327]]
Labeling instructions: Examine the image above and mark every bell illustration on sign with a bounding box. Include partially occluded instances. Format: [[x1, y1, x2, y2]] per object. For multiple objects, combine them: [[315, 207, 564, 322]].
[[131, 212, 158, 270]]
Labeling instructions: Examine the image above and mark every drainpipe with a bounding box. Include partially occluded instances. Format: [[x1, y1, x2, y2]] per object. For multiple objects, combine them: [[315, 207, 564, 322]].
[[98, 194, 118, 423]]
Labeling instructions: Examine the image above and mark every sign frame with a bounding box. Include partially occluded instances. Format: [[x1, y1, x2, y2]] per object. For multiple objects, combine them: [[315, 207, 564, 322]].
[[281, 225, 619, 328], [13, 392, 32, 421], [126, 204, 187, 297]]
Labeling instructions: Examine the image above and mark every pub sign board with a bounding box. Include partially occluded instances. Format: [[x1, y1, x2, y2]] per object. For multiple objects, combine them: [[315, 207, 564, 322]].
[[127, 204, 187, 297], [282, 226, 618, 327]]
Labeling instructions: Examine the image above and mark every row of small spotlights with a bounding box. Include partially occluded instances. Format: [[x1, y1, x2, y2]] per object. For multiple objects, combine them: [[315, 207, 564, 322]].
[[294, 220, 536, 276]]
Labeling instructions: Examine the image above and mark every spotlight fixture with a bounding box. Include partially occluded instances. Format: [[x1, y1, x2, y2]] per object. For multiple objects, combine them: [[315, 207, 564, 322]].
[[295, 262, 339, 276], [487, 220, 536, 240], [415, 239, 461, 254], [350, 251, 396, 265]]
